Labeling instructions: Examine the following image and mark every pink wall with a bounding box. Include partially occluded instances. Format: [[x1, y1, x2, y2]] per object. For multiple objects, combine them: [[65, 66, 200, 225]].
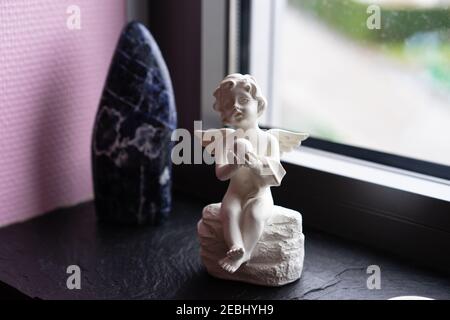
[[0, 0, 126, 227]]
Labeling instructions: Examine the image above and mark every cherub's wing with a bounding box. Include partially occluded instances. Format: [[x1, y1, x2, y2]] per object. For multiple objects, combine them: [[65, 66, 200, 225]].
[[267, 129, 309, 156], [194, 128, 235, 155]]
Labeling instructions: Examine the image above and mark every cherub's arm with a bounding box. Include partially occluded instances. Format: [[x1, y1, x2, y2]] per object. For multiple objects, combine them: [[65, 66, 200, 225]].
[[265, 133, 281, 162], [215, 150, 241, 181], [245, 134, 286, 186], [195, 129, 241, 181], [245, 134, 280, 172], [254, 129, 308, 185], [215, 163, 239, 181]]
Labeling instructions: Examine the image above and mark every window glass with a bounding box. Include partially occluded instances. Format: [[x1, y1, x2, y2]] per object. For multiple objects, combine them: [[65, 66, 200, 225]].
[[276, 0, 450, 166]]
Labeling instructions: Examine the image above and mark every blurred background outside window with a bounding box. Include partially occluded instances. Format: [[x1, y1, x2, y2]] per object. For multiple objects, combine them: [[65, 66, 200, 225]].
[[252, 0, 450, 167]]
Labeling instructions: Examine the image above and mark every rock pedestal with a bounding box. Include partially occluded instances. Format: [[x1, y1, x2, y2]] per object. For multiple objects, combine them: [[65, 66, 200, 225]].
[[197, 203, 305, 287]]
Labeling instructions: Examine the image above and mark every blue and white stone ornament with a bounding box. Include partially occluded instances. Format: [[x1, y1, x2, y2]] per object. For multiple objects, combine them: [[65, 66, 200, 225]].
[[92, 22, 177, 225]]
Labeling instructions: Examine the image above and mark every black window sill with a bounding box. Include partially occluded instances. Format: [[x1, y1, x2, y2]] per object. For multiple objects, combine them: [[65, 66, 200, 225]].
[[0, 193, 449, 300]]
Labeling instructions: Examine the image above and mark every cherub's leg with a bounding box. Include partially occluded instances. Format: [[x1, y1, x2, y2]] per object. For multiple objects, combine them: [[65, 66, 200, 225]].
[[219, 196, 273, 274], [220, 197, 244, 258], [240, 197, 273, 261]]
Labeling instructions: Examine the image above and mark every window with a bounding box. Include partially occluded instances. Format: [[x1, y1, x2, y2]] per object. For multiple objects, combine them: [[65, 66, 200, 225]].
[[246, 0, 450, 180], [170, 0, 450, 271]]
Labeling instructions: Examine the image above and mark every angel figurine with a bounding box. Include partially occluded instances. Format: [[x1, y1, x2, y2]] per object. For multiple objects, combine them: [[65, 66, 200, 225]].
[[196, 73, 308, 275]]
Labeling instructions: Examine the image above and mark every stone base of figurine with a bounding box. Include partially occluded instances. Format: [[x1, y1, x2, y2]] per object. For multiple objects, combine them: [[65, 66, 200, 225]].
[[197, 203, 305, 287]]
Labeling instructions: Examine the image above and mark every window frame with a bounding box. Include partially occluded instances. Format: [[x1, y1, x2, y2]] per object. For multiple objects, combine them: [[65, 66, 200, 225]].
[[303, 137, 450, 181]]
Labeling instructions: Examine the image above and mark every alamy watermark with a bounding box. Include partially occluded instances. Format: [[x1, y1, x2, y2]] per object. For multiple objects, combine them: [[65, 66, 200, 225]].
[[366, 265, 381, 290], [171, 121, 280, 176], [366, 4, 381, 30], [66, 265, 81, 290], [66, 5, 81, 30]]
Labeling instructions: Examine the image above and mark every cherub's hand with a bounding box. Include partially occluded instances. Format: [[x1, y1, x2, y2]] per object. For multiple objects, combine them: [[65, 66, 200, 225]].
[[226, 149, 242, 166], [231, 138, 253, 166], [244, 151, 263, 172]]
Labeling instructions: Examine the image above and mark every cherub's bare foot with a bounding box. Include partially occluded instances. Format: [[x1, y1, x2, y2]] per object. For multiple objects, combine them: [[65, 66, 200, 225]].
[[226, 246, 244, 259], [218, 254, 250, 274]]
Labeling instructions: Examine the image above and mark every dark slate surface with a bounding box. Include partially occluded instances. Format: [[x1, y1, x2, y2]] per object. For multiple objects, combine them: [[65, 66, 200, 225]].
[[92, 21, 177, 225], [0, 193, 449, 300]]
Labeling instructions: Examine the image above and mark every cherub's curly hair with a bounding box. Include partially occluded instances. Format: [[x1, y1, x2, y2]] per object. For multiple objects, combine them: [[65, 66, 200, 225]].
[[213, 73, 267, 115]]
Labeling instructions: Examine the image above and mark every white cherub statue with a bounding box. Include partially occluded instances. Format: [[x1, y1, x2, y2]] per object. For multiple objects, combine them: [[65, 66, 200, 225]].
[[196, 74, 308, 283]]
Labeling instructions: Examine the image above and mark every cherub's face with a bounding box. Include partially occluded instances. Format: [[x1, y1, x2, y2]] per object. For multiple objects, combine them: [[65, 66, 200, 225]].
[[218, 84, 260, 129]]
